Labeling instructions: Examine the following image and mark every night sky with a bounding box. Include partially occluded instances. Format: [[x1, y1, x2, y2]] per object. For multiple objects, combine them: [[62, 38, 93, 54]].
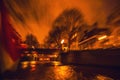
[[3, 0, 120, 44]]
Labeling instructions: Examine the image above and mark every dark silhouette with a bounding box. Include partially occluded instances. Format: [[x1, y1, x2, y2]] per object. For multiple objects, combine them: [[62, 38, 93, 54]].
[[24, 34, 40, 48]]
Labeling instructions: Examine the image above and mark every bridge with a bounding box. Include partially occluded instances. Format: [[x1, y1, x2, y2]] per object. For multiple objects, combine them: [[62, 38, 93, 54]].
[[20, 48, 120, 67]]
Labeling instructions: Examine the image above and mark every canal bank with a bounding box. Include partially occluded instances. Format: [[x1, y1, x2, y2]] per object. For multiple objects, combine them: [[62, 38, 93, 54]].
[[61, 48, 120, 67]]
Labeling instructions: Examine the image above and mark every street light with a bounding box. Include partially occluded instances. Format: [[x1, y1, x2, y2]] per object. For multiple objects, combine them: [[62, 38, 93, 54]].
[[60, 39, 68, 52], [60, 39, 64, 51], [61, 39, 64, 44]]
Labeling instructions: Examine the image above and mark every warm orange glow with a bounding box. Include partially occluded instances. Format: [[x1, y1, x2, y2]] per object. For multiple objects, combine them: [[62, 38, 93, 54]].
[[30, 64, 36, 68], [30, 67, 36, 71], [21, 61, 29, 65], [44, 58, 49, 60], [32, 53, 38, 57], [96, 75, 113, 80], [52, 61, 61, 66], [72, 33, 77, 39], [39, 57, 50, 61], [21, 61, 29, 69], [52, 66, 75, 79], [98, 35, 107, 40], [39, 58, 43, 61], [30, 61, 37, 69], [49, 54, 58, 57], [27, 54, 31, 56], [21, 64, 28, 69], [5, 0, 106, 44], [61, 39, 64, 44], [20, 44, 28, 49], [30, 61, 37, 65]]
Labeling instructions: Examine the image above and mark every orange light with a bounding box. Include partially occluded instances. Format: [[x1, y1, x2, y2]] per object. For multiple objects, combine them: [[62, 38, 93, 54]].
[[39, 58, 43, 61], [30, 61, 37, 65], [52, 61, 61, 66], [45, 58, 50, 60], [21, 64, 28, 69], [96, 75, 113, 80], [27, 53, 31, 56], [20, 43, 28, 49], [30, 67, 36, 71], [98, 35, 107, 40], [21, 61, 29, 69], [30, 64, 36, 68], [61, 39, 64, 44]]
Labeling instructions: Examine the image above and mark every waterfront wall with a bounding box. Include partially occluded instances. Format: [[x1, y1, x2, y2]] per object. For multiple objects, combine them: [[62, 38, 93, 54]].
[[61, 48, 120, 66]]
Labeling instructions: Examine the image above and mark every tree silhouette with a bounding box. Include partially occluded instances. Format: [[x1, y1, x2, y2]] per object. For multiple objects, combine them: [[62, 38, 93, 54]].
[[46, 8, 85, 48], [44, 26, 62, 48], [24, 34, 40, 48], [54, 8, 84, 32]]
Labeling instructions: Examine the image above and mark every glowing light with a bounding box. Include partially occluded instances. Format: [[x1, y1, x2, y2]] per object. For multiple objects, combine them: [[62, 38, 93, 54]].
[[20, 44, 28, 49], [49, 54, 58, 57], [30, 67, 36, 71], [98, 35, 107, 40], [30, 64, 36, 68], [61, 39, 64, 44], [30, 61, 37, 65], [39, 58, 43, 61], [21, 61, 29, 65], [96, 75, 113, 80], [27, 53, 31, 56], [21, 64, 28, 69], [52, 66, 74, 79], [52, 61, 61, 66], [72, 33, 77, 39], [21, 61, 29, 69], [30, 61, 36, 70], [45, 58, 50, 60]]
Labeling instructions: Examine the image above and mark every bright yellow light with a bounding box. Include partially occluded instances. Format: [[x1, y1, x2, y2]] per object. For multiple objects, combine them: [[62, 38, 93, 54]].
[[30, 61, 37, 65], [52, 61, 61, 66], [61, 39, 64, 44], [21, 61, 29, 69], [98, 35, 107, 40], [21, 64, 28, 69], [21, 61, 29, 65]]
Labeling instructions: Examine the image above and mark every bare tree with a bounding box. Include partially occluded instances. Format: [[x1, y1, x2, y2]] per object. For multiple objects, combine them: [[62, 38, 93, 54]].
[[24, 34, 40, 48], [46, 8, 85, 49]]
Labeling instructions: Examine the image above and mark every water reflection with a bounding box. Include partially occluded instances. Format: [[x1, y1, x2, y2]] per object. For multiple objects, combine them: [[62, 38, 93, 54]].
[[95, 75, 113, 80], [39, 65, 113, 80], [45, 66, 77, 80], [3, 62, 114, 80]]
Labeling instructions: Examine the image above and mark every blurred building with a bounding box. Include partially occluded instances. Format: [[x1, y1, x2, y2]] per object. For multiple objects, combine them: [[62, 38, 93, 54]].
[[70, 24, 89, 50], [79, 28, 109, 50]]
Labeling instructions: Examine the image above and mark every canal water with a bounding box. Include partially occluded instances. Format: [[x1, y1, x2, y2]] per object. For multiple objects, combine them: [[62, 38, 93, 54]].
[[2, 61, 120, 80]]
